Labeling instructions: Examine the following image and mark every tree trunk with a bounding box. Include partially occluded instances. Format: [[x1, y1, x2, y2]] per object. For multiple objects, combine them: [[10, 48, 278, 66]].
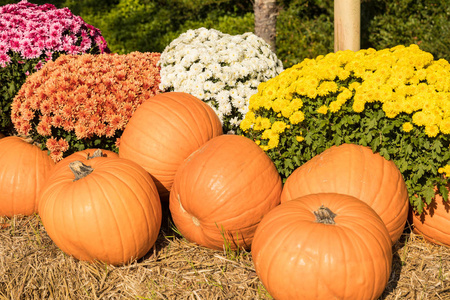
[[254, 0, 278, 53]]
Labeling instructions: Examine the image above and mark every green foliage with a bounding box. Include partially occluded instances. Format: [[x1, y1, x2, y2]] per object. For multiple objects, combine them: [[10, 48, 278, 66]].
[[0, 53, 41, 133], [73, 0, 254, 54], [276, 0, 334, 68], [367, 0, 450, 62]]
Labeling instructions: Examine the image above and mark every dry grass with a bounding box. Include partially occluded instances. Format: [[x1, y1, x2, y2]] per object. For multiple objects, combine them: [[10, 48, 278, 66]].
[[1, 205, 450, 300]]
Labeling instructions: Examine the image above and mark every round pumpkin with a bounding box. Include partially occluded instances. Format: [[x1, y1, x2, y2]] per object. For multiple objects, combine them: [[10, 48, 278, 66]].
[[169, 135, 282, 250], [281, 143, 409, 244], [0, 136, 55, 216], [252, 193, 393, 300], [38, 156, 162, 266], [119, 92, 223, 200], [411, 185, 450, 246]]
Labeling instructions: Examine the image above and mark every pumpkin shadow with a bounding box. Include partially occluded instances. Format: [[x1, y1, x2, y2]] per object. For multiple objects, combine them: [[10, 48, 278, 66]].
[[378, 222, 412, 300]]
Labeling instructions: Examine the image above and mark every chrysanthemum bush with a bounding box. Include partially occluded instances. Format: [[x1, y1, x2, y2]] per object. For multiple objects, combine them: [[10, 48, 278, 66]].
[[0, 0, 108, 133], [158, 27, 284, 134], [11, 52, 161, 162], [240, 44, 450, 213]]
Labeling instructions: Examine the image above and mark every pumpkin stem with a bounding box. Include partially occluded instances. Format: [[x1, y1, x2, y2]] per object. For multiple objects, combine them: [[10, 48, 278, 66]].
[[69, 161, 94, 181], [86, 149, 104, 160], [314, 205, 337, 225]]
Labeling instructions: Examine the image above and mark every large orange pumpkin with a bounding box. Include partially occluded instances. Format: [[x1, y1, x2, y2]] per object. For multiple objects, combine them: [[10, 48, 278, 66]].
[[0, 136, 55, 216], [411, 186, 450, 246], [38, 156, 162, 266], [169, 135, 282, 250], [252, 193, 392, 300], [281, 143, 409, 244], [119, 92, 223, 200]]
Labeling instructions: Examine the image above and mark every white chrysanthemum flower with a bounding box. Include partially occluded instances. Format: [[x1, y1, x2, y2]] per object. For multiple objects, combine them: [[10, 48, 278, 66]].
[[218, 101, 232, 115], [159, 27, 284, 133], [229, 116, 241, 127], [203, 80, 213, 92], [216, 90, 230, 106], [231, 95, 246, 110]]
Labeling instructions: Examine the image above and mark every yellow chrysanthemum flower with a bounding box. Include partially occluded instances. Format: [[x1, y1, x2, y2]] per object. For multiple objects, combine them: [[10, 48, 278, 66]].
[[289, 111, 305, 124], [317, 105, 328, 114], [271, 121, 287, 134], [425, 124, 439, 137], [296, 136, 304, 142], [352, 100, 365, 113], [402, 122, 413, 132]]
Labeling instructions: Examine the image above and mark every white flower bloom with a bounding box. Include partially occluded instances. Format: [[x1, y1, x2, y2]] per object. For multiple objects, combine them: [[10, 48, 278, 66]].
[[203, 80, 213, 91], [159, 27, 284, 133], [216, 90, 230, 105], [218, 101, 232, 115], [231, 95, 246, 110], [229, 116, 241, 127]]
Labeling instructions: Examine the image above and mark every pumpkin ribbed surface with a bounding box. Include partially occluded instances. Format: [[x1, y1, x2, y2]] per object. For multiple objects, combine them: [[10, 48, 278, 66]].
[[119, 92, 223, 200], [280, 143, 409, 244], [252, 193, 392, 300], [412, 187, 450, 246], [169, 135, 282, 250], [38, 156, 162, 266], [0, 136, 54, 216]]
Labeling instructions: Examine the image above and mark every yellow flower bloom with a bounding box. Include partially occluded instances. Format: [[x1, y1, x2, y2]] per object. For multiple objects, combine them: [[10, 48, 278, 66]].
[[352, 100, 365, 113], [271, 98, 289, 113], [439, 118, 450, 134], [268, 138, 279, 149], [271, 121, 287, 133], [289, 111, 305, 124], [296, 136, 304, 142], [289, 98, 303, 110], [425, 124, 439, 137], [329, 101, 342, 113], [281, 105, 294, 118], [412, 111, 427, 126], [402, 122, 413, 132], [239, 118, 253, 131], [317, 105, 328, 114]]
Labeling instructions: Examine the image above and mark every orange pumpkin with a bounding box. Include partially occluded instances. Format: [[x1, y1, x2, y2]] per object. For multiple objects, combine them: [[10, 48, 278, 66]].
[[281, 143, 409, 244], [252, 193, 392, 300], [51, 148, 118, 174], [119, 92, 223, 200], [169, 135, 282, 250], [38, 156, 162, 266], [0, 136, 55, 216], [411, 185, 450, 246]]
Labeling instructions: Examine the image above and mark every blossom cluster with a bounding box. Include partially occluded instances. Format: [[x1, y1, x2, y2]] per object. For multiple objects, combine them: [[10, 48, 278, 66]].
[[0, 0, 108, 133], [242, 45, 450, 146], [158, 27, 284, 133], [240, 44, 450, 213], [11, 52, 161, 161], [0, 0, 108, 67]]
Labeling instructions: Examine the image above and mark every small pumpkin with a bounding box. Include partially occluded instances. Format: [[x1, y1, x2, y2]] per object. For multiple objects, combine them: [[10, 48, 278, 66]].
[[0, 136, 55, 216], [411, 185, 450, 246], [252, 193, 392, 300], [169, 135, 282, 250], [281, 143, 409, 244], [38, 155, 162, 266], [119, 92, 223, 200]]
